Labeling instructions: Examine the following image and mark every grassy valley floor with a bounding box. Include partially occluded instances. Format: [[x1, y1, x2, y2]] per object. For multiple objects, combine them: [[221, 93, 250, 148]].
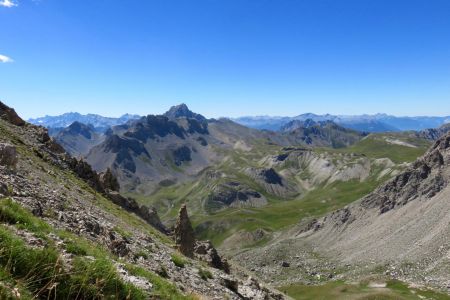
[[280, 280, 450, 300]]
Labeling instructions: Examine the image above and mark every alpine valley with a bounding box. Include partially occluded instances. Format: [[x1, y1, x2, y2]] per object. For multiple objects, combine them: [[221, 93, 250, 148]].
[[0, 101, 440, 299]]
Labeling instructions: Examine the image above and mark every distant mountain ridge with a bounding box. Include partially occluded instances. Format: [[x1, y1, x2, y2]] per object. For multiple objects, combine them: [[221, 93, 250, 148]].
[[28, 112, 141, 133], [233, 113, 450, 132]]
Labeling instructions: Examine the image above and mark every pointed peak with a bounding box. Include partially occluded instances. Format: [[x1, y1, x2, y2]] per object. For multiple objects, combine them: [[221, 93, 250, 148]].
[[164, 104, 206, 121]]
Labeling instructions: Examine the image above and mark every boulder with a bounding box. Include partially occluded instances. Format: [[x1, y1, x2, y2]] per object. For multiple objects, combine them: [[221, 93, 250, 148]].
[[174, 204, 196, 257], [0, 182, 9, 196], [0, 143, 18, 169]]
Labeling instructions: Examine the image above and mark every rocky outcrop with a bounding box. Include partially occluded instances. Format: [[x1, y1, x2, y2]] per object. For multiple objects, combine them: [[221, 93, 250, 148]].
[[99, 168, 120, 192], [67, 157, 105, 192], [172, 146, 192, 166], [139, 205, 167, 234], [0, 143, 18, 169], [417, 123, 450, 141], [0, 101, 25, 126], [205, 182, 267, 212], [174, 204, 196, 257], [194, 240, 230, 273], [245, 167, 297, 197], [360, 133, 449, 214]]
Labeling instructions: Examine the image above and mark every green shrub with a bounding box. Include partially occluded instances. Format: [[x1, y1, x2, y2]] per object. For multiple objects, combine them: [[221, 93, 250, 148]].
[[171, 253, 187, 268], [198, 268, 213, 281]]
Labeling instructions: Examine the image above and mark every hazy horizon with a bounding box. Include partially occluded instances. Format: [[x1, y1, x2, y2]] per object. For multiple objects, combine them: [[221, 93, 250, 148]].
[[21, 104, 450, 120]]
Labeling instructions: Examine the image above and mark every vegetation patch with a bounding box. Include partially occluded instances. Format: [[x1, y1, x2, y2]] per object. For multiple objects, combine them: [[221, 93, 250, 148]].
[[198, 268, 213, 281], [0, 225, 146, 299], [279, 280, 450, 300], [125, 264, 198, 299], [171, 253, 187, 268]]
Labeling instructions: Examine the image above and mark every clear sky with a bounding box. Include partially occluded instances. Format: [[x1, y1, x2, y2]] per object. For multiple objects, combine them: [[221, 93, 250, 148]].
[[1, 0, 450, 119]]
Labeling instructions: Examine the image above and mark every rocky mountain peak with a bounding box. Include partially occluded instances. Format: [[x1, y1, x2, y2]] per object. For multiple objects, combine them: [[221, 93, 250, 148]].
[[164, 103, 206, 121], [63, 121, 95, 139]]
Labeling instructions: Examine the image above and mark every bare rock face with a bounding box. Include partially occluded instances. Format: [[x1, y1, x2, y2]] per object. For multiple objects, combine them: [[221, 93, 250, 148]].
[[174, 204, 195, 257], [0, 143, 18, 169], [0, 101, 25, 126], [99, 168, 120, 192]]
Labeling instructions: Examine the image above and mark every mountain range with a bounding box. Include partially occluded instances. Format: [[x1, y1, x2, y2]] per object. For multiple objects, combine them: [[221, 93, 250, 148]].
[[28, 112, 141, 134], [29, 110, 450, 134], [233, 113, 450, 132]]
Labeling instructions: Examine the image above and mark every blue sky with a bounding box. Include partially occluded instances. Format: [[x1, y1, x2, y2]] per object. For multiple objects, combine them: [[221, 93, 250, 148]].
[[1, 0, 450, 119]]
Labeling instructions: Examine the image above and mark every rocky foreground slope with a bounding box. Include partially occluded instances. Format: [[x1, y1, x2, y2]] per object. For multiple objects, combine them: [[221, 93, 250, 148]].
[[0, 101, 285, 299], [236, 131, 450, 292]]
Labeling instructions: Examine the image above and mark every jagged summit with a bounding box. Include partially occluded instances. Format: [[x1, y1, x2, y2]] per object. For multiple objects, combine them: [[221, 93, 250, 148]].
[[164, 103, 206, 121]]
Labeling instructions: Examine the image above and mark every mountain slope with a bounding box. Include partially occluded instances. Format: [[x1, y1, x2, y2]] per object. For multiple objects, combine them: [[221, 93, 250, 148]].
[[280, 119, 366, 148], [0, 101, 285, 299], [54, 121, 105, 156], [236, 131, 450, 292]]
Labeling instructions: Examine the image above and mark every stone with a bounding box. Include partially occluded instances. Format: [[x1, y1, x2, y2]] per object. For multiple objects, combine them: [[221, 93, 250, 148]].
[[0, 143, 18, 169], [281, 261, 290, 267], [174, 204, 196, 257], [0, 182, 9, 196]]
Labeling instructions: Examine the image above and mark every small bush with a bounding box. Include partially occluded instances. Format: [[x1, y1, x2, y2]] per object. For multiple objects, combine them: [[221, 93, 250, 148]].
[[198, 268, 213, 281], [171, 253, 186, 268]]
